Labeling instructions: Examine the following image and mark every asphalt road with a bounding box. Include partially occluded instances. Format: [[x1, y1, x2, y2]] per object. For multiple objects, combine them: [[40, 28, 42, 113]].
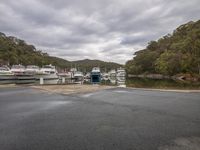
[[0, 87, 200, 150]]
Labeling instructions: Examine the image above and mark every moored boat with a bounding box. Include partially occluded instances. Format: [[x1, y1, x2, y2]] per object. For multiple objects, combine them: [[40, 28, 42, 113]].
[[91, 67, 101, 83], [109, 69, 116, 77], [35, 64, 59, 84], [26, 65, 40, 75], [116, 67, 126, 77], [11, 64, 36, 84], [73, 71, 84, 83], [0, 66, 16, 84]]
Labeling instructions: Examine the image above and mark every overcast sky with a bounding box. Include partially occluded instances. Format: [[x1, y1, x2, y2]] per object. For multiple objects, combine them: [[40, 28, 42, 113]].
[[0, 0, 200, 64]]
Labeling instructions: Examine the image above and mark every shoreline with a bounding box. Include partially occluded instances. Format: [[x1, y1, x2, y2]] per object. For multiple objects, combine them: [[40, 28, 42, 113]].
[[31, 84, 114, 95], [0, 84, 200, 93]]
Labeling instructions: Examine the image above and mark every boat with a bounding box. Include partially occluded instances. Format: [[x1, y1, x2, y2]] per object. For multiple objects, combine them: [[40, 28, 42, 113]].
[[84, 72, 91, 79], [91, 67, 101, 83], [73, 71, 84, 83], [11, 64, 36, 84], [57, 72, 72, 79], [36, 64, 59, 84], [10, 64, 26, 75], [26, 65, 40, 74], [116, 76, 126, 87], [109, 69, 116, 77], [102, 72, 109, 78], [116, 67, 126, 77], [0, 66, 16, 84]]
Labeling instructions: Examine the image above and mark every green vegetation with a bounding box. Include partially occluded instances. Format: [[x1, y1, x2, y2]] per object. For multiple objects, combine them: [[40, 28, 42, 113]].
[[0, 32, 122, 72], [126, 20, 200, 76]]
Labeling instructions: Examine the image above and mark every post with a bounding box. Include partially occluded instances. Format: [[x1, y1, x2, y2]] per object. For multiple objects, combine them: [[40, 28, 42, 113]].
[[40, 77, 44, 85], [62, 77, 65, 84]]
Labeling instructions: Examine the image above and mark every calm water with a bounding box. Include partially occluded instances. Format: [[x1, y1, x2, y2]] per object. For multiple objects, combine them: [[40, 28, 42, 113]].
[[1, 77, 200, 89], [126, 77, 200, 89]]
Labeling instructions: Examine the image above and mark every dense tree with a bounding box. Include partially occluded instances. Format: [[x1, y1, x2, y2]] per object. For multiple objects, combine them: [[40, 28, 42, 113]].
[[126, 20, 200, 75], [0, 33, 122, 71]]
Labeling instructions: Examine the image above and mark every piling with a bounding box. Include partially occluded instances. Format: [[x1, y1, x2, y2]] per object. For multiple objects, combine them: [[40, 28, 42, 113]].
[[40, 78, 44, 85]]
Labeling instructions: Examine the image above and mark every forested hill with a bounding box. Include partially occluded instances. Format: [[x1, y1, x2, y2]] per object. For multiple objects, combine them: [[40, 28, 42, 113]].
[[0, 32, 122, 72], [126, 20, 200, 76]]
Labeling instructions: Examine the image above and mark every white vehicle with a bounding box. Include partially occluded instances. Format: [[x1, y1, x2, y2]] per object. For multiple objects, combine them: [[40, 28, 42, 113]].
[[116, 67, 126, 77]]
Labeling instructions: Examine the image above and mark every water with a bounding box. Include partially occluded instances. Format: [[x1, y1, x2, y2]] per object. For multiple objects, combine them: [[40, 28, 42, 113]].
[[1, 76, 200, 89], [126, 77, 200, 89]]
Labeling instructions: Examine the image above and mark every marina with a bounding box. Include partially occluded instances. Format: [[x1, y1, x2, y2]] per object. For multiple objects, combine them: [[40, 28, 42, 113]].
[[0, 64, 126, 86]]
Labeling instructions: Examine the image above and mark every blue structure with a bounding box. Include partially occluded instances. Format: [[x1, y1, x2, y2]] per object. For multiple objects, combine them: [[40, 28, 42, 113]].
[[91, 67, 101, 83]]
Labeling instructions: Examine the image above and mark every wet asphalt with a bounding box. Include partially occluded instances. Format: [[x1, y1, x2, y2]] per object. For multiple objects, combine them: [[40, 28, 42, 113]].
[[0, 87, 200, 150]]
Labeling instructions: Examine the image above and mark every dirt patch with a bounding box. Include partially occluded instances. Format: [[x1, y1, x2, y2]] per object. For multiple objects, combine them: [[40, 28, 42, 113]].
[[31, 84, 114, 95]]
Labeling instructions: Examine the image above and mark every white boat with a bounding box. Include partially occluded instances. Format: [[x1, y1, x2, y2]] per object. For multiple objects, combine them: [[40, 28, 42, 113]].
[[26, 65, 40, 74], [102, 72, 109, 78], [109, 69, 116, 77], [116, 76, 126, 87], [116, 67, 126, 77], [84, 72, 91, 79], [10, 64, 26, 75], [57, 72, 72, 79], [0, 66, 16, 84], [36, 64, 59, 84], [10, 64, 36, 84], [91, 67, 101, 83], [74, 71, 84, 79]]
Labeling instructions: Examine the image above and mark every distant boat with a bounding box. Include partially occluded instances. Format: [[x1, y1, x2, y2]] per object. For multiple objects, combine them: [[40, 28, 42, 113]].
[[0, 66, 16, 84], [102, 72, 109, 78], [109, 69, 116, 77], [116, 76, 126, 87], [57, 72, 72, 79], [36, 64, 59, 84], [116, 67, 126, 77], [11, 64, 35, 84], [91, 67, 101, 83], [84, 72, 91, 79], [74, 71, 84, 83], [26, 65, 40, 75], [11, 64, 26, 75]]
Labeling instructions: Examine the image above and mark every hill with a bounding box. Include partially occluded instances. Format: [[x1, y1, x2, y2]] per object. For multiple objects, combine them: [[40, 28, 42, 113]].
[[126, 20, 200, 76], [0, 32, 122, 72], [72, 59, 122, 72]]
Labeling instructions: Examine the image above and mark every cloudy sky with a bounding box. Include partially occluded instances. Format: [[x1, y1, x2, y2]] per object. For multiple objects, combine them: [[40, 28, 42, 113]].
[[0, 0, 200, 64]]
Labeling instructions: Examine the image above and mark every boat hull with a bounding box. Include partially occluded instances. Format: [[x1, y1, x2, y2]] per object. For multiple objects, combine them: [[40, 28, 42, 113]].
[[0, 75, 16, 84], [35, 74, 59, 84], [15, 75, 36, 84]]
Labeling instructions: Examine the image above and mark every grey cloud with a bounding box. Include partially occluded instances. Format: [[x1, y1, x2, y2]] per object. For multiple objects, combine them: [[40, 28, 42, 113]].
[[0, 0, 200, 64]]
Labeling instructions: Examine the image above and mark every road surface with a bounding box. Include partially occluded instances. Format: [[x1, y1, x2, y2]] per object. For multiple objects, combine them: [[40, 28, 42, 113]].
[[0, 87, 200, 150]]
